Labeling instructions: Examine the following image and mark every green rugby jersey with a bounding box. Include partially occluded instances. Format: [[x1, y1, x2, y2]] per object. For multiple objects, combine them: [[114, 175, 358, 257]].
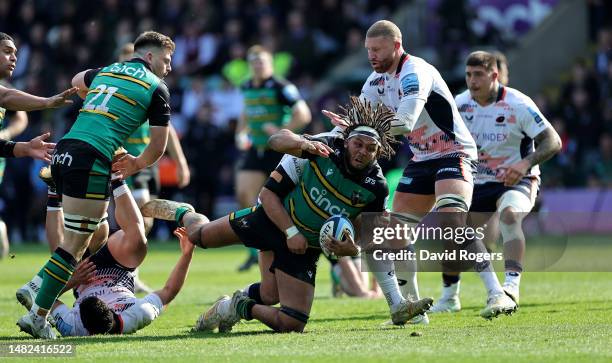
[[266, 134, 389, 246], [241, 76, 302, 148], [124, 122, 150, 156], [63, 58, 170, 161]]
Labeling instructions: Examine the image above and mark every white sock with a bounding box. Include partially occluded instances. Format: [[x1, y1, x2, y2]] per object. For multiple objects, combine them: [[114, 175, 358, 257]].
[[25, 275, 42, 295], [367, 250, 404, 309], [441, 281, 460, 300], [479, 271, 504, 297], [395, 262, 420, 301], [505, 271, 521, 286]]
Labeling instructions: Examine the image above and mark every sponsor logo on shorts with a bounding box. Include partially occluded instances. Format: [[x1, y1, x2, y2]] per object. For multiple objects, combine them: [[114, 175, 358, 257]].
[[52, 152, 74, 167], [436, 167, 460, 175]]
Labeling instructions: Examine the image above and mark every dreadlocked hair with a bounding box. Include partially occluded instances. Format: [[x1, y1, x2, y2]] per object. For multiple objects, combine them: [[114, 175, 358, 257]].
[[339, 96, 398, 159]]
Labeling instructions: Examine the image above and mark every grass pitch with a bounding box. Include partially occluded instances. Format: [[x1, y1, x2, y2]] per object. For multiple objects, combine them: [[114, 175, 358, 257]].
[[1, 238, 611, 362]]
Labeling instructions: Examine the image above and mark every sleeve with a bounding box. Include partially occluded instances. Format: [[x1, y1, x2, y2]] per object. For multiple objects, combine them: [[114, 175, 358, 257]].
[[51, 304, 84, 337], [0, 139, 16, 157], [146, 81, 171, 127], [399, 64, 433, 101], [277, 81, 302, 107], [263, 154, 304, 199], [120, 293, 163, 334], [83, 68, 102, 88], [517, 98, 551, 139], [359, 75, 381, 105], [362, 178, 389, 213]]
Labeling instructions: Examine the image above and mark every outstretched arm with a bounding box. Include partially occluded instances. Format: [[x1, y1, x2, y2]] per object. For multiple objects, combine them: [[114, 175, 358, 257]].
[[268, 129, 332, 158], [0, 84, 77, 111], [154, 228, 195, 307]]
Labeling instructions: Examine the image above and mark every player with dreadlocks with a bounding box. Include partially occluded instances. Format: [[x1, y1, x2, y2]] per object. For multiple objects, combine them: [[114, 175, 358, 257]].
[[141, 97, 433, 333]]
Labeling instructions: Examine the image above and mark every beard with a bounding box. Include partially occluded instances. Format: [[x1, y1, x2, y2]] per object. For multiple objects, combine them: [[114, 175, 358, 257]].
[[371, 56, 394, 73]]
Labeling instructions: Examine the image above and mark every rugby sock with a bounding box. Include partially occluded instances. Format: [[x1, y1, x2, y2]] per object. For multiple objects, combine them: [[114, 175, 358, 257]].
[[245, 283, 264, 305], [395, 245, 420, 301], [236, 297, 256, 321], [46, 187, 62, 211], [505, 271, 521, 287], [441, 274, 460, 299], [175, 206, 191, 227], [248, 247, 258, 259], [368, 257, 404, 308], [32, 247, 76, 313], [111, 177, 129, 198]]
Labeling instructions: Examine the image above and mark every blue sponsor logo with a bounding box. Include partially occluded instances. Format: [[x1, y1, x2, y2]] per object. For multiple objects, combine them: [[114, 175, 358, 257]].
[[527, 107, 543, 124], [400, 73, 419, 96]]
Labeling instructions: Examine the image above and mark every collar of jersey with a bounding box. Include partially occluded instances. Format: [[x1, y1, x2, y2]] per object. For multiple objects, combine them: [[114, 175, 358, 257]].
[[127, 57, 152, 71], [395, 52, 409, 76]]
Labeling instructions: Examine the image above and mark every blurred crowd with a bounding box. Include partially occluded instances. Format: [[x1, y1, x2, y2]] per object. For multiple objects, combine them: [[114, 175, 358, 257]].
[[0, 0, 610, 242]]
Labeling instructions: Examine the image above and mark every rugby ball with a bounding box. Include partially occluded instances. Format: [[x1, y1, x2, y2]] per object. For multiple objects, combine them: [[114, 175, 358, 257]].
[[319, 215, 355, 259]]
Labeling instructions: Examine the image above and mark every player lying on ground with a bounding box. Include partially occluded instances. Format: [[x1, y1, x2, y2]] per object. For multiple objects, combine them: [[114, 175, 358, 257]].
[[428, 51, 561, 314], [142, 97, 433, 333], [16, 173, 195, 336], [329, 255, 381, 298]]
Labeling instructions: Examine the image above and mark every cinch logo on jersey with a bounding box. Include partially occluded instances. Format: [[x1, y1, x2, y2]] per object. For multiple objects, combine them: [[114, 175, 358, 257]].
[[52, 151, 74, 167], [309, 187, 350, 218], [108, 63, 147, 79]]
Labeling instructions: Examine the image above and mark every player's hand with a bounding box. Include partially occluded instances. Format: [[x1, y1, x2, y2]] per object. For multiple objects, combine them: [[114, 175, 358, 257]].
[[176, 163, 191, 188], [16, 132, 56, 162], [498, 159, 530, 186], [68, 258, 96, 288], [113, 154, 144, 179], [263, 123, 280, 136], [322, 110, 349, 130], [235, 131, 251, 151], [300, 139, 333, 158], [174, 227, 195, 255], [45, 87, 79, 108], [287, 233, 308, 255], [323, 232, 360, 257]]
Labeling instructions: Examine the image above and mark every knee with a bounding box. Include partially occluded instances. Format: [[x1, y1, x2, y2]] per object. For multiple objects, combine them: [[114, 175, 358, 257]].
[[277, 306, 308, 333], [500, 207, 521, 225]]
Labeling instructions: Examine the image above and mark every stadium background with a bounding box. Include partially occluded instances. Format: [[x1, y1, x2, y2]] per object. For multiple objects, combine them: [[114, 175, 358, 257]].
[[0, 0, 610, 243]]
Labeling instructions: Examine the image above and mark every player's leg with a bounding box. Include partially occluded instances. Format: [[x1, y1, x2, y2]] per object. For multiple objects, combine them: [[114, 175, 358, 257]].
[[497, 184, 536, 305], [235, 169, 267, 271]]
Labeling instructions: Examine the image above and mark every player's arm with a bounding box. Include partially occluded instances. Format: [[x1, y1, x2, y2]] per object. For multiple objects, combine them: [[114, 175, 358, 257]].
[[501, 102, 562, 186], [166, 124, 190, 188], [268, 129, 333, 158], [393, 70, 432, 135], [154, 228, 195, 307], [0, 84, 77, 111], [0, 110, 27, 140], [72, 68, 101, 99], [1, 132, 55, 161], [114, 82, 171, 178]]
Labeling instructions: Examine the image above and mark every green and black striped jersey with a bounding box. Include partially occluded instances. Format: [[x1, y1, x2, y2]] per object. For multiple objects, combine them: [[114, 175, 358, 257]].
[[265, 134, 389, 246], [63, 58, 170, 161]]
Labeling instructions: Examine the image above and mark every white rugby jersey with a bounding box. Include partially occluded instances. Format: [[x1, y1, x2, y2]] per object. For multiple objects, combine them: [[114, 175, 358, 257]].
[[455, 85, 551, 184], [51, 244, 163, 336], [361, 54, 477, 162], [52, 291, 163, 336]]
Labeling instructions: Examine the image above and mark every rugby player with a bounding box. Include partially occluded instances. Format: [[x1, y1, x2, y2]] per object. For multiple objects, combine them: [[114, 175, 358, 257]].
[[0, 31, 76, 259], [323, 20, 511, 323], [429, 51, 561, 313], [17, 31, 175, 338], [143, 98, 433, 333], [235, 45, 311, 272]]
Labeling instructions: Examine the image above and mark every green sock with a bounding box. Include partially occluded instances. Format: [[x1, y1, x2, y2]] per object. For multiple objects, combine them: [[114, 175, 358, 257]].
[[248, 247, 258, 259], [236, 297, 256, 320], [33, 248, 76, 311], [175, 206, 191, 227]]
